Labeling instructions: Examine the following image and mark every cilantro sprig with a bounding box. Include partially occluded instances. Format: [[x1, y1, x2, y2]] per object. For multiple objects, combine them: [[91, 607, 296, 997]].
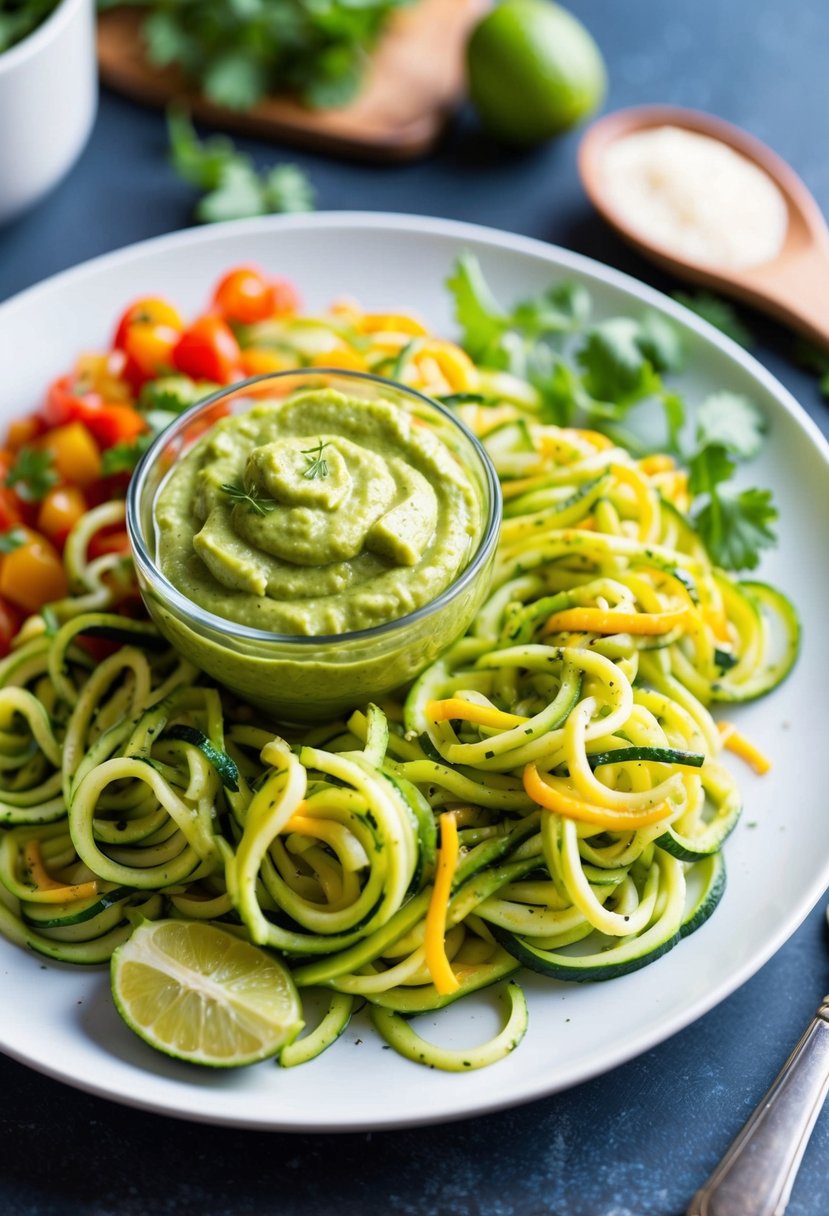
[[687, 394, 777, 571], [169, 110, 314, 224], [102, 0, 408, 111], [446, 253, 779, 572], [5, 448, 58, 502]]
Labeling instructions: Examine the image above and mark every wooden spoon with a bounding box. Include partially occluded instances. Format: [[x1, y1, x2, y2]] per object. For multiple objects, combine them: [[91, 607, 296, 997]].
[[578, 105, 829, 348]]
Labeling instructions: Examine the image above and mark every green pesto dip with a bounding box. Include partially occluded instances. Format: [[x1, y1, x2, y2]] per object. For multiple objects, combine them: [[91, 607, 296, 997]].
[[154, 389, 483, 637]]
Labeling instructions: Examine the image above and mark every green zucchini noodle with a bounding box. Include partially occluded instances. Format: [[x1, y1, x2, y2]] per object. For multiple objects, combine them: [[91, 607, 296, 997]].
[[0, 307, 800, 1073]]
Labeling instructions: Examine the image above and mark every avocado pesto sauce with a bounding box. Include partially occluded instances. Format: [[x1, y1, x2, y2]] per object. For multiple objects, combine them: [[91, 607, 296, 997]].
[[154, 389, 483, 636]]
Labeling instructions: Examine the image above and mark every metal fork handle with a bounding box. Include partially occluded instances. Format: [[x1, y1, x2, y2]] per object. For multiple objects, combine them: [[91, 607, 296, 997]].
[[688, 997, 829, 1216]]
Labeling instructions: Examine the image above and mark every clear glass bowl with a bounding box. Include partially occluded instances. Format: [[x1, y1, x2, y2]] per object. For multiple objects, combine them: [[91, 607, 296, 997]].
[[126, 368, 501, 723]]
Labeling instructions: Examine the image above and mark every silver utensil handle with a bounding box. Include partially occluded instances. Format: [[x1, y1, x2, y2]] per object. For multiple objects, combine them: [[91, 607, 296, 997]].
[[688, 997, 829, 1216]]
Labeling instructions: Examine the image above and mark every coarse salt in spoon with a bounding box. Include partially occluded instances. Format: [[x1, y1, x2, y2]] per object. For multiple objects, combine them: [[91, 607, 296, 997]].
[[578, 105, 829, 349]]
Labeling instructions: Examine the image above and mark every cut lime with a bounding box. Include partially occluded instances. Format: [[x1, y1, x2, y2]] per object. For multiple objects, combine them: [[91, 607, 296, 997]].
[[111, 920, 303, 1068]]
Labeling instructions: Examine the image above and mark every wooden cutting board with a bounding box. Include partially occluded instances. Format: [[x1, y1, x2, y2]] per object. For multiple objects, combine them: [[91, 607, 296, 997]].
[[97, 0, 487, 161]]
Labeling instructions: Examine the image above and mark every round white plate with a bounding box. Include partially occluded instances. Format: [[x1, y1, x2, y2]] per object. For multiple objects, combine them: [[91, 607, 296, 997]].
[[1, 213, 827, 1131]]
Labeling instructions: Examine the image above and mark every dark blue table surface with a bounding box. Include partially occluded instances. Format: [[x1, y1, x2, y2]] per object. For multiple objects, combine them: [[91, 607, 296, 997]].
[[2, 2, 828, 1213]]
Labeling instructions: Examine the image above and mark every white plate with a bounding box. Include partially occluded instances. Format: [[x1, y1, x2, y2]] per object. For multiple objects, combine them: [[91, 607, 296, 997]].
[[1, 213, 827, 1131]]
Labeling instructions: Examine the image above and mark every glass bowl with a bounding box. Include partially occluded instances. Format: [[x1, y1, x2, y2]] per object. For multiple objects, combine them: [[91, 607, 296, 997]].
[[126, 368, 501, 723]]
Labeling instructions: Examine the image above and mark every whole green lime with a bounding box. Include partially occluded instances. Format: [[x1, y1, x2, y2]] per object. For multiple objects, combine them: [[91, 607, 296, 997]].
[[467, 0, 607, 145]]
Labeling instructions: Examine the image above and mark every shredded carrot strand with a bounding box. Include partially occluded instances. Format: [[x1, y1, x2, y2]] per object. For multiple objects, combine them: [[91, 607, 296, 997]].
[[718, 722, 771, 775], [425, 698, 529, 730], [23, 841, 98, 904], [424, 814, 461, 995], [542, 606, 693, 637], [523, 764, 673, 829]]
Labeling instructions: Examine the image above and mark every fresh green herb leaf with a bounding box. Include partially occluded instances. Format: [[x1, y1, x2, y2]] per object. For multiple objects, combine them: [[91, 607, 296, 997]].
[[687, 443, 736, 499], [110, 0, 408, 112], [672, 291, 753, 349], [101, 435, 155, 477], [263, 165, 315, 215], [661, 391, 686, 454], [0, 527, 27, 554], [446, 253, 506, 361], [637, 310, 685, 374], [196, 161, 268, 224], [221, 482, 277, 516], [168, 111, 315, 224], [301, 439, 331, 480], [203, 50, 269, 111], [693, 487, 778, 572], [5, 448, 58, 502], [577, 318, 658, 405], [695, 392, 766, 459]]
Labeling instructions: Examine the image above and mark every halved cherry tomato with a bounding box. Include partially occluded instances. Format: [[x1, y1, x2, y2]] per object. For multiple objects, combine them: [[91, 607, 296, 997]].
[[113, 297, 184, 351], [213, 267, 277, 325], [173, 316, 240, 383], [0, 595, 23, 657], [0, 535, 68, 613], [37, 485, 87, 549]]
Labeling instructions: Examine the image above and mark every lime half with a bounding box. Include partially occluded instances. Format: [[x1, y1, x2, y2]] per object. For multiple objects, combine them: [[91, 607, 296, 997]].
[[111, 920, 303, 1068]]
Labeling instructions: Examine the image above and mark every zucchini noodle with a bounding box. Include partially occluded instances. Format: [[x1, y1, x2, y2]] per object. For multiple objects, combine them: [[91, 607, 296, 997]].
[[0, 296, 800, 1072]]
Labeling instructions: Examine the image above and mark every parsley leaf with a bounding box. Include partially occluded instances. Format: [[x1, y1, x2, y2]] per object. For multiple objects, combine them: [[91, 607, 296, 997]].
[[5, 448, 58, 502], [672, 291, 754, 349]]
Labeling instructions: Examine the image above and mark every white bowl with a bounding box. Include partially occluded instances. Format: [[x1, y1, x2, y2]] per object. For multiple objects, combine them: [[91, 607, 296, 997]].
[[0, 0, 97, 225]]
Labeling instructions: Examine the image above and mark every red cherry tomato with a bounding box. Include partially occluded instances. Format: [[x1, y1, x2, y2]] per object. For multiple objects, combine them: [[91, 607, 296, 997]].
[[271, 278, 301, 317], [173, 316, 240, 383], [44, 377, 145, 450], [113, 297, 184, 351], [213, 267, 277, 325], [123, 322, 179, 382]]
